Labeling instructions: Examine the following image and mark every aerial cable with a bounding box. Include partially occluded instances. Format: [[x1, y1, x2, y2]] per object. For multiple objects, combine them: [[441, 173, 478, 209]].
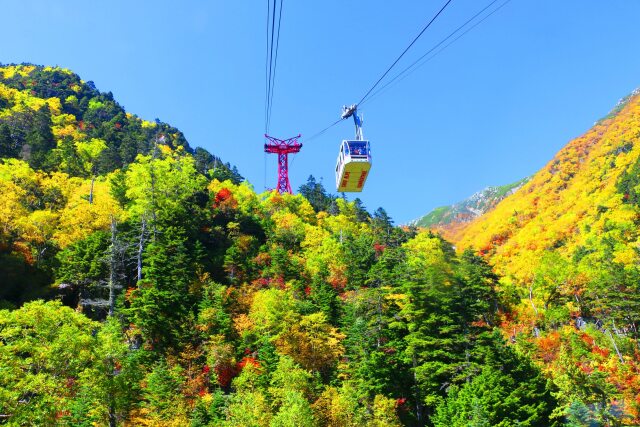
[[267, 0, 284, 132], [303, 118, 344, 143], [356, 0, 454, 106], [264, 0, 284, 133], [303, 0, 453, 143], [264, 0, 271, 133], [303, 0, 510, 143], [361, 0, 512, 107], [265, 0, 277, 132]]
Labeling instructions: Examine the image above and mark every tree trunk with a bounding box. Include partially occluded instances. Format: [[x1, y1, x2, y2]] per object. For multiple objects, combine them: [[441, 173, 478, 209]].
[[89, 175, 95, 204], [529, 285, 538, 315], [412, 354, 424, 424], [150, 137, 159, 240], [108, 217, 117, 317], [137, 218, 146, 284], [607, 329, 625, 364]]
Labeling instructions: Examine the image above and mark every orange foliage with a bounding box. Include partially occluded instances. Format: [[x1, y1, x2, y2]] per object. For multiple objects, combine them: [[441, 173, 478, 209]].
[[213, 188, 237, 211], [536, 331, 561, 363], [450, 92, 640, 284]]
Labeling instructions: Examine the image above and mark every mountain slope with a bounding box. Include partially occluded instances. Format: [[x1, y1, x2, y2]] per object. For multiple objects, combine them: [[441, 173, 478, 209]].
[[1, 64, 639, 425], [411, 178, 529, 232], [447, 89, 640, 422], [453, 89, 640, 282], [0, 63, 242, 305], [0, 63, 242, 181]]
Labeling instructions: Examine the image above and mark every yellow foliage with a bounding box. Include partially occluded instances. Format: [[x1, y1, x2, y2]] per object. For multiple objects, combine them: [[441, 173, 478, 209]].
[[233, 313, 253, 336], [42, 66, 73, 75], [0, 83, 50, 117], [17, 209, 59, 247], [45, 97, 62, 115], [55, 177, 121, 247], [370, 394, 402, 427], [0, 64, 36, 79], [450, 92, 640, 283], [0, 159, 121, 251], [301, 224, 348, 282], [124, 408, 190, 427], [0, 180, 27, 240], [321, 211, 366, 238], [403, 231, 452, 276], [52, 123, 84, 142], [248, 288, 298, 337], [141, 119, 156, 129], [275, 312, 345, 373], [262, 191, 317, 224]]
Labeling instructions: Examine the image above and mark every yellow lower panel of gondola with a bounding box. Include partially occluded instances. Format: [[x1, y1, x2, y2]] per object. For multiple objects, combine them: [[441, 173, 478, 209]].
[[337, 161, 371, 192]]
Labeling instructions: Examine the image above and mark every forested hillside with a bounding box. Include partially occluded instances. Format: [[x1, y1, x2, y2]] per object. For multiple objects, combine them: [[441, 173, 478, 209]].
[[0, 64, 638, 426], [0, 64, 242, 305], [411, 177, 529, 235], [450, 89, 640, 424]]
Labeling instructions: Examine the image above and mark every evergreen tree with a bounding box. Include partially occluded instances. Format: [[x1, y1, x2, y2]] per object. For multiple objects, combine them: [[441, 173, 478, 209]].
[[0, 123, 18, 158], [353, 198, 371, 223], [142, 359, 188, 421], [128, 226, 195, 351], [433, 332, 559, 427], [343, 231, 376, 290], [308, 265, 341, 324], [299, 175, 334, 213], [23, 106, 55, 169]]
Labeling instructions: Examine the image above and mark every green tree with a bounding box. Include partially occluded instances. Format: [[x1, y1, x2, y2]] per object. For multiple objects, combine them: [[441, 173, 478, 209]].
[[299, 175, 333, 213], [225, 364, 272, 427], [0, 123, 19, 158], [0, 300, 97, 425], [269, 356, 317, 427], [21, 106, 56, 170], [433, 335, 559, 427], [64, 318, 143, 426], [308, 264, 341, 324], [76, 137, 107, 203], [127, 226, 196, 351], [141, 359, 187, 420]]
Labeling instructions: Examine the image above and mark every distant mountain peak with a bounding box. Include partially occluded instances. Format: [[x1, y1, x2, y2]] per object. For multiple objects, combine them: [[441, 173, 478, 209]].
[[410, 177, 530, 230]]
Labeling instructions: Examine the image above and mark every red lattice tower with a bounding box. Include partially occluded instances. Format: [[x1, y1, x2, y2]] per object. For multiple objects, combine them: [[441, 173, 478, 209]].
[[264, 134, 302, 194]]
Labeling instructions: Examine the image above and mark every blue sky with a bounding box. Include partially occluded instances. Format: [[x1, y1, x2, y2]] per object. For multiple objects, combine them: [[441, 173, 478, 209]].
[[2, 1, 640, 224]]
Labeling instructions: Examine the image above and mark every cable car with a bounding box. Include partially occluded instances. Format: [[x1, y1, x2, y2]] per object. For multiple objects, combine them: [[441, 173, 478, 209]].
[[335, 105, 371, 192]]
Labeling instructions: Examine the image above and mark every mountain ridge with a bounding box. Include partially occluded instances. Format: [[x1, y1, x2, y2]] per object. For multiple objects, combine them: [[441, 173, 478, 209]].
[[410, 177, 530, 233], [0, 63, 243, 182]]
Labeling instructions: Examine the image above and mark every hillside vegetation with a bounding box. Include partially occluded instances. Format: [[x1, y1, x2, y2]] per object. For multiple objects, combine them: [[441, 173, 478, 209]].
[[0, 64, 242, 303], [412, 177, 529, 233], [1, 64, 639, 426], [450, 89, 640, 424]]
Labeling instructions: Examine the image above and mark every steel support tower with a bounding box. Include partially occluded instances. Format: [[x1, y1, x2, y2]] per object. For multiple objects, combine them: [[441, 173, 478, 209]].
[[264, 134, 302, 194]]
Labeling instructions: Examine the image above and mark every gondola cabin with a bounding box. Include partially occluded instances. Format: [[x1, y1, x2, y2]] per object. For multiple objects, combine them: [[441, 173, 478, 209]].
[[335, 140, 371, 192]]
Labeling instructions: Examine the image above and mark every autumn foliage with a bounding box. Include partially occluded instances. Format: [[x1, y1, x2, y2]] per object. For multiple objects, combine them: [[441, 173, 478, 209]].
[[2, 64, 640, 425]]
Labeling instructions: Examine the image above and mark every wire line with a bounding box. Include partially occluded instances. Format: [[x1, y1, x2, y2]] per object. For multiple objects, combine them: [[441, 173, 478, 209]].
[[356, 0, 454, 106], [264, 0, 271, 133], [304, 0, 454, 143], [303, 0, 512, 144], [362, 0, 512, 107], [265, 0, 277, 132], [302, 118, 344, 143], [267, 0, 284, 132]]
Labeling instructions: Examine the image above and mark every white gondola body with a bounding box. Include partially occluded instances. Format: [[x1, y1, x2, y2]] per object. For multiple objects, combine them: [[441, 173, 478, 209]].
[[335, 140, 371, 192]]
